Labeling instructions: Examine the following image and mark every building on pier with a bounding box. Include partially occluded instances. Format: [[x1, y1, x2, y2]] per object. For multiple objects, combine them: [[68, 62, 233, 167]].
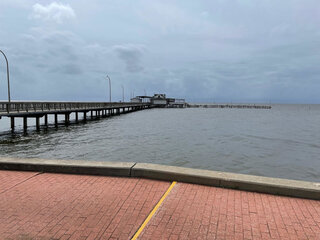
[[131, 94, 186, 108]]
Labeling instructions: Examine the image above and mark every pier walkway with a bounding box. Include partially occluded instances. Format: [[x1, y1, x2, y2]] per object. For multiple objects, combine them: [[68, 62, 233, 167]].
[[0, 101, 151, 132], [0, 169, 319, 240]]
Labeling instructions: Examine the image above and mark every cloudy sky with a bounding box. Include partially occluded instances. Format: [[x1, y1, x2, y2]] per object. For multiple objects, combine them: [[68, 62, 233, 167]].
[[0, 0, 319, 103]]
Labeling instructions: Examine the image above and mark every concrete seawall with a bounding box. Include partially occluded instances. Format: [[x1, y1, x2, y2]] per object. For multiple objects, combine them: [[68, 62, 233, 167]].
[[0, 157, 319, 200]]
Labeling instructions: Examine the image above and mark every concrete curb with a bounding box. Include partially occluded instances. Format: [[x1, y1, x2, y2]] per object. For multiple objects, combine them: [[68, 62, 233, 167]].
[[0, 157, 319, 200], [0, 157, 135, 177], [132, 163, 320, 200]]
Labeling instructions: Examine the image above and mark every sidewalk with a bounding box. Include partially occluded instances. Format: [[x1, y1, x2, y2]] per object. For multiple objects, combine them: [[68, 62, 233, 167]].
[[0, 170, 319, 239]]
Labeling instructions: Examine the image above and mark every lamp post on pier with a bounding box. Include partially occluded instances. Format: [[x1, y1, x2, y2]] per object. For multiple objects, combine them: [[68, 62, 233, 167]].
[[0, 50, 11, 103], [106, 75, 111, 102], [121, 85, 124, 102]]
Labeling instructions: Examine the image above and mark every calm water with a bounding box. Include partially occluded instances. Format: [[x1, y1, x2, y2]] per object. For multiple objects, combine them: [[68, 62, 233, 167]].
[[0, 104, 319, 182]]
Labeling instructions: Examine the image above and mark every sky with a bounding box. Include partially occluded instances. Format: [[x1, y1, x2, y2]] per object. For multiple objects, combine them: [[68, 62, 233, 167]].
[[0, 0, 319, 103]]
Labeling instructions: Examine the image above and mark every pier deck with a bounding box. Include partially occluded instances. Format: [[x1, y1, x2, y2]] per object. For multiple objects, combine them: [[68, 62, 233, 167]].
[[0, 101, 151, 132], [0, 170, 319, 240]]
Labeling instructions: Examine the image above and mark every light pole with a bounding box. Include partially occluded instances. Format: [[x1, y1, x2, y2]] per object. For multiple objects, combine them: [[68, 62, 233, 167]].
[[121, 85, 124, 102], [106, 75, 111, 102], [0, 50, 11, 103]]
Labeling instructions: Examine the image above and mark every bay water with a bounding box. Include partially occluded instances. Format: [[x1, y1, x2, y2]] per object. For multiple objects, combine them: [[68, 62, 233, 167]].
[[0, 104, 319, 182]]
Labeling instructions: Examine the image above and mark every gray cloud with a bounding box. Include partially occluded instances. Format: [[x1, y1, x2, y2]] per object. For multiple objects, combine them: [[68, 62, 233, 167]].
[[50, 64, 83, 75], [113, 44, 145, 72], [0, 0, 320, 103]]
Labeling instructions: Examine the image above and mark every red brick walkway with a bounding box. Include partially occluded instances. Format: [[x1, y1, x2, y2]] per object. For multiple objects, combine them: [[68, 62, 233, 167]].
[[0, 170, 39, 194], [139, 183, 320, 240], [0, 170, 319, 240], [0, 170, 170, 240]]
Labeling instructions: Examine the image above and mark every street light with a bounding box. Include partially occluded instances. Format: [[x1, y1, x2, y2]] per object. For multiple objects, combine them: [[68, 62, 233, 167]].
[[0, 50, 11, 103], [121, 85, 124, 102], [106, 75, 111, 102]]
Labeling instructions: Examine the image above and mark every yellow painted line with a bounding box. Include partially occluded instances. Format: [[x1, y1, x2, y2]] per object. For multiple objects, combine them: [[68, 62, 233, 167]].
[[131, 181, 177, 240]]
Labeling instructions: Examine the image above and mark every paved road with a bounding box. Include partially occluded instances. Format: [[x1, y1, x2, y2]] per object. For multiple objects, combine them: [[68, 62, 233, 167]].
[[0, 170, 319, 239]]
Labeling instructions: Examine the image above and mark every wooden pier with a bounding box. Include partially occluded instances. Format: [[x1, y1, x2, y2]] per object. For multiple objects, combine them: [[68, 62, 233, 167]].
[[187, 103, 272, 109], [0, 101, 151, 132]]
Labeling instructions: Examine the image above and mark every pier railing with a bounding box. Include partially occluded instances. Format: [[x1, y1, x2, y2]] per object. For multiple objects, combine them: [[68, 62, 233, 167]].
[[0, 101, 149, 114]]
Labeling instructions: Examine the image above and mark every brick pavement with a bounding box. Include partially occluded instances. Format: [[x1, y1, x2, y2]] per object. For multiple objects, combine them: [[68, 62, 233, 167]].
[[0, 170, 319, 240], [138, 183, 320, 240], [0, 171, 170, 240], [0, 170, 39, 194]]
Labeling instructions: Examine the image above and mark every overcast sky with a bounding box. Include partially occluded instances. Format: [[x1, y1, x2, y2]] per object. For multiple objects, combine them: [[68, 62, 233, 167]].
[[0, 0, 319, 103]]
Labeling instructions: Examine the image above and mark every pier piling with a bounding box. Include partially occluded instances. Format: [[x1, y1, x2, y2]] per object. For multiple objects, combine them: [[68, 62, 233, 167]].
[[83, 112, 87, 122], [23, 117, 27, 132], [54, 114, 58, 127], [36, 117, 40, 131], [10, 117, 14, 132], [44, 114, 48, 127], [65, 114, 69, 125]]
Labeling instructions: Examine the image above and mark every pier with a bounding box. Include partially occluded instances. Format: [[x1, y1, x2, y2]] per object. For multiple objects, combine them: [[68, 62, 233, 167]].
[[0, 100, 273, 133], [187, 103, 272, 109], [0, 101, 151, 132]]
